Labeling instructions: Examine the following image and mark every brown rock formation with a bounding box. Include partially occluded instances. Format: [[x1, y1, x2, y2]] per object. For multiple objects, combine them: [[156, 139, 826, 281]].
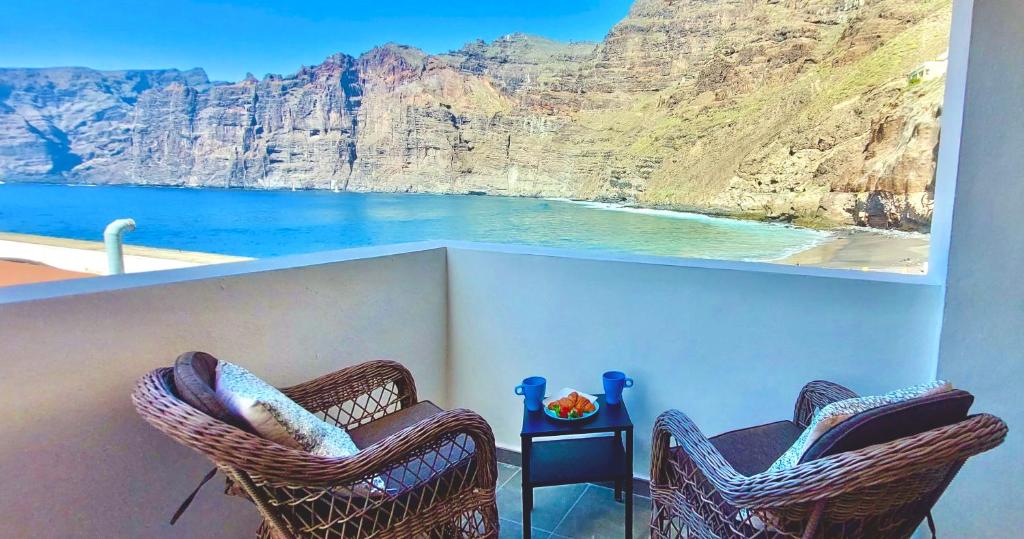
[[0, 0, 952, 231]]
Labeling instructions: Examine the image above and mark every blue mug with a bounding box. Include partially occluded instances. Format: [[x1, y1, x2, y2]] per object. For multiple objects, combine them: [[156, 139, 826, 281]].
[[602, 371, 634, 405], [515, 376, 547, 412]]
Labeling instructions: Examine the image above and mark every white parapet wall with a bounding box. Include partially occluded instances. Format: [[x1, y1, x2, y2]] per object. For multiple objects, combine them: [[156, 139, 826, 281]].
[[444, 243, 946, 480], [0, 244, 449, 538], [0, 241, 994, 537]]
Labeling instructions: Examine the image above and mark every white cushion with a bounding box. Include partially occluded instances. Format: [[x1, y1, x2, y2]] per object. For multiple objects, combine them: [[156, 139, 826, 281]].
[[216, 361, 361, 457], [215, 361, 386, 492]]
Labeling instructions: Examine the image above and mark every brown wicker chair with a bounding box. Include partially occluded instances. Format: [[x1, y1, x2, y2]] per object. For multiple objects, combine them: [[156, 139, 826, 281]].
[[650, 381, 1007, 538], [133, 359, 499, 538]]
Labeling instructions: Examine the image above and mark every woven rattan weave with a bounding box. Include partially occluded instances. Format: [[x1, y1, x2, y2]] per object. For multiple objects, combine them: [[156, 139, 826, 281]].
[[650, 381, 1006, 538], [133, 360, 499, 538]]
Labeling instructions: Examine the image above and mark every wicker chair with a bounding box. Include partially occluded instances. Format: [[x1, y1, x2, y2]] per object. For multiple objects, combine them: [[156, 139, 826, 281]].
[[133, 359, 499, 538], [650, 381, 1007, 538]]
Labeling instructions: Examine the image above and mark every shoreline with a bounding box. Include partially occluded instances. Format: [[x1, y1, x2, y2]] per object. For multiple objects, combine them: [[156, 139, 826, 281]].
[[0, 227, 928, 280], [0, 182, 929, 274], [555, 197, 929, 273]]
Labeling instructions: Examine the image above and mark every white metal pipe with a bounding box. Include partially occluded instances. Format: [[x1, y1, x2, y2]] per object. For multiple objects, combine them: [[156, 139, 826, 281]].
[[103, 219, 136, 275]]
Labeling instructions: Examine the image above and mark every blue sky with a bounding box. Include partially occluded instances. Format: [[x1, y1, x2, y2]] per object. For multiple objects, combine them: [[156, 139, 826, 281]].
[[0, 0, 634, 81]]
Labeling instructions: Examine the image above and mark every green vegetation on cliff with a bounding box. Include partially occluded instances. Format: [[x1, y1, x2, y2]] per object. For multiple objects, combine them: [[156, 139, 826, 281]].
[[0, 0, 951, 231]]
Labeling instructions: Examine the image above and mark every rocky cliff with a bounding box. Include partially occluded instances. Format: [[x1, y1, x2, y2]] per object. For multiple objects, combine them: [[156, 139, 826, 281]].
[[0, 0, 951, 231]]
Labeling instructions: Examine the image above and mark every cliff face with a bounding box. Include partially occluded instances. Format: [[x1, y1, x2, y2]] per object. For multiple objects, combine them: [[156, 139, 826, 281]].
[[0, 0, 951, 231]]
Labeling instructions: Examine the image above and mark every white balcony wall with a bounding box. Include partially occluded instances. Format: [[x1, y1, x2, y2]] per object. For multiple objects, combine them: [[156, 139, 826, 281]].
[[445, 245, 945, 478], [2, 239, 1009, 538], [0, 246, 449, 538]]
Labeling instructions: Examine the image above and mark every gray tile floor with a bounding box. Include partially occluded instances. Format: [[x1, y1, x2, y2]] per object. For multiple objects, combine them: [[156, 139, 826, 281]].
[[495, 462, 652, 539]]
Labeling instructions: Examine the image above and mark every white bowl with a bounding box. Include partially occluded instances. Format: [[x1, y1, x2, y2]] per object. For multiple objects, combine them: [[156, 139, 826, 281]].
[[542, 388, 600, 421]]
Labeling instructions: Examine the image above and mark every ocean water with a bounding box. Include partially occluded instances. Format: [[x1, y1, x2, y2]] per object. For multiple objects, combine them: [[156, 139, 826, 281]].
[[0, 183, 828, 261]]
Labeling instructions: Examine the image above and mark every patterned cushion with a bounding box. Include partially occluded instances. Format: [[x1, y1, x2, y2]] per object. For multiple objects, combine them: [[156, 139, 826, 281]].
[[767, 380, 952, 472], [216, 361, 360, 457], [215, 361, 386, 492]]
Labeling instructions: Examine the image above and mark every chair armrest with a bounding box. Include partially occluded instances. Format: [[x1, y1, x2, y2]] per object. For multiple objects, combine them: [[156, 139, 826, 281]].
[[651, 409, 744, 491], [338, 408, 498, 492], [281, 360, 417, 428], [725, 413, 1006, 509], [212, 408, 497, 492], [134, 369, 493, 505], [793, 380, 858, 428], [652, 407, 1006, 511]]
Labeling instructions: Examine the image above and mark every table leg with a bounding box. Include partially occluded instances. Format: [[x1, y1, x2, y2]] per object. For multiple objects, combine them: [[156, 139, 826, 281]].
[[625, 427, 634, 539], [614, 431, 623, 502], [522, 435, 533, 538]]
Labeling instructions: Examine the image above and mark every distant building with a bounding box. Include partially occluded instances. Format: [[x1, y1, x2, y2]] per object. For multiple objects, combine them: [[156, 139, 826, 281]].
[[910, 50, 949, 83]]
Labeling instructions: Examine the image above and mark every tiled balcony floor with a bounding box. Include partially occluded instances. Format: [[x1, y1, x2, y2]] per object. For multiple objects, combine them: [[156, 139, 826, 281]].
[[495, 463, 652, 539]]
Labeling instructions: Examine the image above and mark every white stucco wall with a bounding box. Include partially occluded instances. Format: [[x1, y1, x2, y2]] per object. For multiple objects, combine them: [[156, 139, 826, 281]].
[[0, 236, 1005, 537], [0, 245, 449, 538], [445, 244, 945, 477], [935, 0, 1024, 535]]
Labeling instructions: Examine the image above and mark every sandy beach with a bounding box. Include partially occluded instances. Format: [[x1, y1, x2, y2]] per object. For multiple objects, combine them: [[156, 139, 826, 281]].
[[779, 228, 929, 274], [0, 232, 250, 286]]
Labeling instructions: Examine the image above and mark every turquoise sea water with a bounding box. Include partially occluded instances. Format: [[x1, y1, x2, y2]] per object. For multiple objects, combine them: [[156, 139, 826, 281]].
[[0, 183, 828, 260]]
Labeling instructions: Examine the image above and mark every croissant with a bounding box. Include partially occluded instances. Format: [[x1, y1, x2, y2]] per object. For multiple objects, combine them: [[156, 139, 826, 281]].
[[549, 392, 581, 411], [575, 398, 596, 414]]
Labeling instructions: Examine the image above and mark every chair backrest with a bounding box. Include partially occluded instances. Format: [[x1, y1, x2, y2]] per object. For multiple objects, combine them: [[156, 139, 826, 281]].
[[797, 389, 979, 537], [801, 389, 975, 462]]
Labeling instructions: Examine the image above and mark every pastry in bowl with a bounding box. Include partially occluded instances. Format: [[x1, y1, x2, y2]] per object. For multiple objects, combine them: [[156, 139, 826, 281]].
[[544, 389, 599, 420]]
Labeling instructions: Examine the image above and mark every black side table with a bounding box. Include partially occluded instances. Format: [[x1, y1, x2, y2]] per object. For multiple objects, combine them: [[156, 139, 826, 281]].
[[519, 394, 634, 538]]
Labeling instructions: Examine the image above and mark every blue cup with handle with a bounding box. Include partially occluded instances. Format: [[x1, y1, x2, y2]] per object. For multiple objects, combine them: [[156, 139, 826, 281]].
[[602, 371, 634, 405], [515, 376, 547, 412]]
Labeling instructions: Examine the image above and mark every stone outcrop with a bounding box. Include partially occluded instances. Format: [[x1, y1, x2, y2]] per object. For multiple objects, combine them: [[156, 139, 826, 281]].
[[0, 0, 951, 231]]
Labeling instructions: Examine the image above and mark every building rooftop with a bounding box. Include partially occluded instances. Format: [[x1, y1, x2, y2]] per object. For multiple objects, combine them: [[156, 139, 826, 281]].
[[0, 258, 93, 286]]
